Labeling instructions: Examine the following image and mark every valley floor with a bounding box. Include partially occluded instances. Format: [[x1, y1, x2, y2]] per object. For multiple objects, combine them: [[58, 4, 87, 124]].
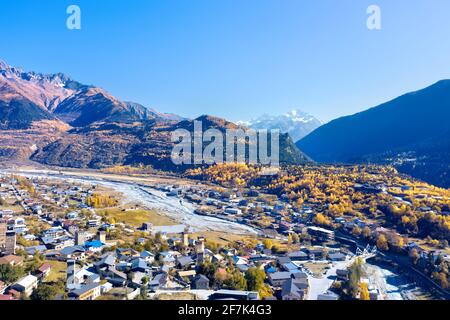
[[2, 166, 258, 236]]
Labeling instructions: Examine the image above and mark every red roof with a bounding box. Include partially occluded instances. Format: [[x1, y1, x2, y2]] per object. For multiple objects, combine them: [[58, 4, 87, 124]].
[[38, 263, 52, 273]]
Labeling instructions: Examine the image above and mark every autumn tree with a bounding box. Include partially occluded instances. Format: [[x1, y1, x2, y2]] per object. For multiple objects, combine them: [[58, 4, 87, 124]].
[[376, 234, 389, 251], [224, 270, 247, 290], [432, 271, 449, 289], [245, 267, 272, 297], [410, 248, 420, 265], [0, 264, 25, 284], [263, 239, 273, 250], [362, 226, 371, 239], [344, 258, 364, 299], [360, 282, 370, 300], [352, 226, 362, 237], [313, 213, 331, 227]]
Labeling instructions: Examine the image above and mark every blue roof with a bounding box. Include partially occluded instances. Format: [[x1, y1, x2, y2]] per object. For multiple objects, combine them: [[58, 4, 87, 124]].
[[41, 236, 55, 245], [25, 245, 47, 254], [61, 245, 86, 255], [131, 258, 149, 270], [140, 250, 154, 258], [283, 262, 300, 272], [84, 240, 104, 248], [266, 266, 277, 273]]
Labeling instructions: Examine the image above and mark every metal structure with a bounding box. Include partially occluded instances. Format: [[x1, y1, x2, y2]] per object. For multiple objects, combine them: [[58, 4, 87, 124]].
[[356, 244, 377, 258]]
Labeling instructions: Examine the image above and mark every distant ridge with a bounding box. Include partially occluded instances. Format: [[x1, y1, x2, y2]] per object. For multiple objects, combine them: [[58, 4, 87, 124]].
[[297, 80, 450, 187]]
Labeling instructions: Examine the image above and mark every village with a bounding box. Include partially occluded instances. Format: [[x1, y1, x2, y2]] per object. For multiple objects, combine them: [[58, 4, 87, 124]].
[[0, 167, 449, 301]]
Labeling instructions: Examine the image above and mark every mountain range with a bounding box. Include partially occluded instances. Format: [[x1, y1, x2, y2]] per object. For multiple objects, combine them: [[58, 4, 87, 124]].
[[0, 60, 182, 129], [0, 60, 308, 169], [2, 59, 449, 188], [240, 110, 322, 142], [297, 80, 450, 188]]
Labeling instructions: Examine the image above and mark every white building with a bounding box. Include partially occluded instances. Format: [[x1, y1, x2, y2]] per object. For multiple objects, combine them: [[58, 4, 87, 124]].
[[12, 275, 38, 296]]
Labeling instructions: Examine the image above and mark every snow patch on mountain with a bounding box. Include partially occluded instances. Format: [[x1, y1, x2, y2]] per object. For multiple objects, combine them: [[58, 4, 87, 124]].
[[240, 109, 323, 142]]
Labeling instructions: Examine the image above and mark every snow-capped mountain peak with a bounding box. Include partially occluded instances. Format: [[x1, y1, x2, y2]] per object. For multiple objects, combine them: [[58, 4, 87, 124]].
[[241, 109, 322, 142]]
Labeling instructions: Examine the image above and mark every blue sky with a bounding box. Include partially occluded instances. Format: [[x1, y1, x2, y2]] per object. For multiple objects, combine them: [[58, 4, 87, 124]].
[[1, 0, 450, 122]]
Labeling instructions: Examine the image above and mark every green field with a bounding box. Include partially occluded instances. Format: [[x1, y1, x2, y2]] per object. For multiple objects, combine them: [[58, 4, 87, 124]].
[[98, 208, 177, 227]]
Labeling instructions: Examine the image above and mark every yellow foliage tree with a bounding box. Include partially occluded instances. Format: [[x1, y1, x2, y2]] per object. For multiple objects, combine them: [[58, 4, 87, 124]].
[[376, 234, 389, 251], [360, 282, 370, 300]]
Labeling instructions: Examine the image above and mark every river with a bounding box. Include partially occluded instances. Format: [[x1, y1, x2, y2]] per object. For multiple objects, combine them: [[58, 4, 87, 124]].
[[1, 169, 258, 235]]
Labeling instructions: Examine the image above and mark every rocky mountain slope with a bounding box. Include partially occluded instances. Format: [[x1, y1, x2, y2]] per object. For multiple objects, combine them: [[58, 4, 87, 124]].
[[0, 60, 307, 169]]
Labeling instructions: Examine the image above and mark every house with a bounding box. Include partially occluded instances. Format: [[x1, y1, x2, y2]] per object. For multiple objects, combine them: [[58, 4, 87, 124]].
[[249, 254, 271, 263], [84, 240, 104, 253], [131, 258, 150, 273], [212, 254, 224, 263], [23, 234, 36, 242], [66, 212, 79, 220], [176, 256, 194, 269], [282, 262, 301, 273], [25, 245, 47, 256], [233, 256, 249, 266], [336, 269, 349, 281], [291, 271, 308, 281], [130, 271, 149, 288], [60, 245, 86, 261], [191, 274, 209, 290], [265, 265, 277, 274], [177, 270, 197, 281], [68, 283, 102, 300], [221, 248, 237, 257], [276, 256, 292, 266], [87, 217, 101, 228], [224, 207, 242, 215], [307, 247, 327, 260], [37, 263, 52, 279], [287, 251, 309, 261], [100, 282, 113, 294], [49, 237, 75, 250], [281, 278, 307, 300], [328, 252, 346, 262], [94, 253, 116, 270], [268, 272, 292, 287], [149, 273, 169, 291], [42, 226, 65, 239], [0, 255, 24, 267], [105, 268, 128, 287], [307, 226, 334, 242], [11, 275, 38, 296], [140, 250, 155, 263], [236, 264, 250, 273]]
